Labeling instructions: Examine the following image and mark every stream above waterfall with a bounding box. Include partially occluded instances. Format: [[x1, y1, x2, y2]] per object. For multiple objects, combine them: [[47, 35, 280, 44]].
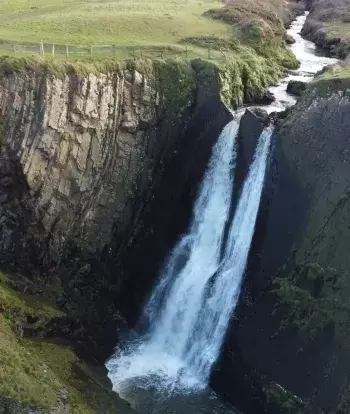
[[106, 11, 339, 414], [266, 12, 338, 113]]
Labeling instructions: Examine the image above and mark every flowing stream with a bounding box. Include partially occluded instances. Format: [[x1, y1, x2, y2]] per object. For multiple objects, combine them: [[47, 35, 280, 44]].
[[266, 12, 338, 113], [106, 11, 338, 414]]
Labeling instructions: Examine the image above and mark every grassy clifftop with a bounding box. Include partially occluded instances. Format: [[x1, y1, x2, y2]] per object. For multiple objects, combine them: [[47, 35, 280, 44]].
[[0, 0, 300, 106], [0, 0, 298, 67], [0, 0, 228, 46], [0, 0, 295, 46], [300, 63, 350, 96]]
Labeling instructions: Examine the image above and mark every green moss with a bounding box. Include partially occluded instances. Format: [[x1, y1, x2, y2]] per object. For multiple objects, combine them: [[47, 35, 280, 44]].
[[0, 314, 60, 409], [218, 47, 289, 105], [274, 263, 350, 340], [0, 272, 65, 326], [0, 320, 125, 413], [0, 272, 130, 413], [23, 339, 126, 414], [337, 379, 350, 413], [153, 58, 196, 113]]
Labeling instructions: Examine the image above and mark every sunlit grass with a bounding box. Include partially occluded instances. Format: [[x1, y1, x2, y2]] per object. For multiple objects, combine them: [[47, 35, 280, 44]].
[[324, 21, 350, 41], [0, 0, 230, 45]]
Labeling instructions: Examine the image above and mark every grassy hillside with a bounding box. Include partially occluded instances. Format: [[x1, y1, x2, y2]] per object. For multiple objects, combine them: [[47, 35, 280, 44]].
[[0, 0, 299, 64], [0, 0, 229, 45]]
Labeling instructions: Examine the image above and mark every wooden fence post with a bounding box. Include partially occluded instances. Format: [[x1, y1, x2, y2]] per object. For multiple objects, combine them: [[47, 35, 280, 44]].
[[114, 45, 117, 58], [40, 40, 44, 58], [52, 44, 55, 58], [90, 45, 93, 57], [186, 45, 188, 59], [13, 45, 16, 56], [66, 45, 69, 59], [208, 48, 211, 59]]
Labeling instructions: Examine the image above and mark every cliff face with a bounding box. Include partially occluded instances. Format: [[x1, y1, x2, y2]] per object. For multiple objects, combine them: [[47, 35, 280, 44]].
[[223, 78, 350, 413], [0, 58, 236, 357], [0, 65, 185, 266], [0, 58, 234, 411]]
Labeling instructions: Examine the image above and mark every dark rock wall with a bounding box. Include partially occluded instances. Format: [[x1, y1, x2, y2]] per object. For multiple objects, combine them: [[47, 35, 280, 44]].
[[117, 98, 232, 325], [222, 82, 350, 413]]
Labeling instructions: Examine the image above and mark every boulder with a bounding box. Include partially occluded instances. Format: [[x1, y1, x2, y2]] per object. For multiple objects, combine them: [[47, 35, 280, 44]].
[[285, 34, 296, 44], [286, 79, 307, 96]]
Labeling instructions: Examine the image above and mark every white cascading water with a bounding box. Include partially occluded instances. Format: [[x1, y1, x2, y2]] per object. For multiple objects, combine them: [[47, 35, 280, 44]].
[[184, 127, 272, 381], [106, 118, 272, 404]]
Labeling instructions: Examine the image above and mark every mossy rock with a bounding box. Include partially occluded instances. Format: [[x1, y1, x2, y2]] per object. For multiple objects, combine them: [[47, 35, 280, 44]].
[[0, 272, 133, 413], [286, 34, 296, 45], [239, 18, 275, 43], [274, 262, 350, 342], [286, 80, 307, 96], [0, 272, 67, 336]]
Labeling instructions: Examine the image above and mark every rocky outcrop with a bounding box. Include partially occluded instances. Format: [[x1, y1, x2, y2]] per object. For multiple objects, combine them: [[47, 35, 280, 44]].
[[302, 0, 350, 58], [286, 79, 307, 96], [223, 78, 350, 413]]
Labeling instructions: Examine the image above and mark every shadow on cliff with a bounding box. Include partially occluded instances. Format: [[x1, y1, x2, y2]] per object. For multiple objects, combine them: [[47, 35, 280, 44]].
[[209, 110, 310, 414]]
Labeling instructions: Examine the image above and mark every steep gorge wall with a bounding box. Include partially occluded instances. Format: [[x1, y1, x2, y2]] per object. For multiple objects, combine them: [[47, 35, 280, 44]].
[[0, 58, 235, 359], [0, 64, 188, 268], [223, 79, 350, 413]]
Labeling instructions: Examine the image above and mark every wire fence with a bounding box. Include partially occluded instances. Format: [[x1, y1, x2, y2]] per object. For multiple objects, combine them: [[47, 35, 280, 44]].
[[0, 40, 229, 61]]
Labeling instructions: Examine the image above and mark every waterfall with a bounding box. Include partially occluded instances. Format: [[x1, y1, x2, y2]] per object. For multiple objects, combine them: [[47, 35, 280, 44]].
[[106, 118, 272, 403], [183, 127, 272, 381]]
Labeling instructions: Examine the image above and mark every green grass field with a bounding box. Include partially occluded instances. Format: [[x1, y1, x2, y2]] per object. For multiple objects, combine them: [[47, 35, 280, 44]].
[[0, 0, 299, 97], [0, 0, 230, 45]]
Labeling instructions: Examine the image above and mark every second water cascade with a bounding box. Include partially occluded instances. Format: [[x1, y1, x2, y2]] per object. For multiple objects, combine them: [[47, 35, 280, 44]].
[[107, 115, 273, 412]]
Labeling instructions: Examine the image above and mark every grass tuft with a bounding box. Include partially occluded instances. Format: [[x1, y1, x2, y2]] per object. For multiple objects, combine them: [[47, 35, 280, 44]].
[[0, 272, 131, 412]]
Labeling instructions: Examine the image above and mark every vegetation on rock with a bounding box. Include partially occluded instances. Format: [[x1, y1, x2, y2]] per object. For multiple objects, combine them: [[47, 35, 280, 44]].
[[274, 263, 350, 340], [286, 80, 307, 96], [302, 0, 350, 58], [0, 273, 132, 413]]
